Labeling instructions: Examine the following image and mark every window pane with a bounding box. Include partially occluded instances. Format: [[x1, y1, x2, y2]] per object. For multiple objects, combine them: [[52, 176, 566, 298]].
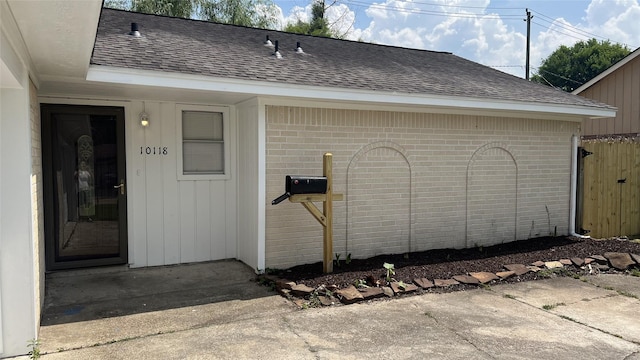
[[182, 111, 223, 141], [183, 142, 224, 173]]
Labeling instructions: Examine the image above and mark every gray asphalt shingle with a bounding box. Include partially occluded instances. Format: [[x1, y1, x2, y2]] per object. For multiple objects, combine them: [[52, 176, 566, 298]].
[[92, 8, 610, 110]]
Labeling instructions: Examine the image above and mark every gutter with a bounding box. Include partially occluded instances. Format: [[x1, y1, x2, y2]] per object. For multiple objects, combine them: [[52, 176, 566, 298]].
[[569, 134, 590, 239]]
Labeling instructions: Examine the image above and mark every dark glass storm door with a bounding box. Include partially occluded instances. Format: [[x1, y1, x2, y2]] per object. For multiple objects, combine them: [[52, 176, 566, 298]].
[[42, 104, 127, 270]]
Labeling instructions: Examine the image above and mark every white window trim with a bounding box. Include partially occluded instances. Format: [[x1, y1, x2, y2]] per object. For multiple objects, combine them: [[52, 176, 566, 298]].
[[176, 104, 231, 180]]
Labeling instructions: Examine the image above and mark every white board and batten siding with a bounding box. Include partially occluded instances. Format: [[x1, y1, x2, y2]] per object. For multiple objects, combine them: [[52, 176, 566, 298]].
[[129, 100, 238, 267]]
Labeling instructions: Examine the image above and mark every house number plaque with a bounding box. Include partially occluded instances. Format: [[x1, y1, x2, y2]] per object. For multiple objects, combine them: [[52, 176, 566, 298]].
[[140, 146, 168, 155]]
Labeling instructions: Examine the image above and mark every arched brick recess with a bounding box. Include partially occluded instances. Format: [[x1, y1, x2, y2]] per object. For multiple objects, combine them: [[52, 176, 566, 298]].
[[346, 141, 412, 258], [466, 143, 518, 247]]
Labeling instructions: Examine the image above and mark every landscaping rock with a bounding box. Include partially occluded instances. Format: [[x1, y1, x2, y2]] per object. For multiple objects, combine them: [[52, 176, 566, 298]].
[[527, 266, 542, 272], [390, 282, 418, 294], [290, 283, 315, 297], [504, 264, 530, 276], [276, 279, 296, 291], [604, 252, 635, 270], [452, 275, 479, 285], [496, 271, 515, 279], [434, 279, 460, 287], [414, 278, 434, 289], [336, 285, 364, 304], [359, 287, 385, 299], [584, 258, 594, 264], [596, 264, 610, 272], [469, 272, 499, 284], [544, 261, 564, 269], [531, 261, 545, 267], [318, 295, 334, 306], [589, 255, 608, 264], [571, 257, 585, 266], [382, 286, 394, 297], [631, 253, 640, 265], [559, 259, 572, 265]]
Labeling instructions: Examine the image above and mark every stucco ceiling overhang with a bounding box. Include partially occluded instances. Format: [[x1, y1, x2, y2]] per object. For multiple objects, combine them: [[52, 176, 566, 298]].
[[6, 0, 102, 82]]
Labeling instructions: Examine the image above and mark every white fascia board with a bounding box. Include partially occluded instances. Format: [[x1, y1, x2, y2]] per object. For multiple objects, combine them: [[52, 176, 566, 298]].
[[573, 47, 640, 95], [87, 65, 615, 120]]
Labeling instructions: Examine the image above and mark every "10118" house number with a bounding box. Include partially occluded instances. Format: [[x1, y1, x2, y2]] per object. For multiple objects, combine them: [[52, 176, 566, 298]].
[[140, 146, 168, 155]]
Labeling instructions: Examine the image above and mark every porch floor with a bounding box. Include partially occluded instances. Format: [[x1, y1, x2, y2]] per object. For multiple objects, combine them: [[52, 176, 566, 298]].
[[38, 260, 291, 354]]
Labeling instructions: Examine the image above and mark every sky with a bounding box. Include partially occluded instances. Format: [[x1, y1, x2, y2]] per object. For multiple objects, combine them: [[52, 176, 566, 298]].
[[271, 0, 640, 78]]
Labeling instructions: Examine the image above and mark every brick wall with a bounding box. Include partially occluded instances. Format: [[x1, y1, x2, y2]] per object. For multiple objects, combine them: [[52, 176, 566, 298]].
[[265, 106, 577, 269], [29, 80, 44, 317]]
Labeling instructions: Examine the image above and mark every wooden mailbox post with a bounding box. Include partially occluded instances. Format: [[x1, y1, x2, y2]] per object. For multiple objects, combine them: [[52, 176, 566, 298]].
[[288, 153, 343, 273]]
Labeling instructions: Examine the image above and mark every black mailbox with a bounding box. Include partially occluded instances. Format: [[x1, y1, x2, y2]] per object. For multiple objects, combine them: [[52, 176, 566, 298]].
[[286, 175, 327, 195], [272, 175, 327, 205]]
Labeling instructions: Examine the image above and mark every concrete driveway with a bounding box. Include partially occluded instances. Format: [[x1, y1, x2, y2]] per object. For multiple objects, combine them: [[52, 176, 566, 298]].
[[26, 262, 640, 359]]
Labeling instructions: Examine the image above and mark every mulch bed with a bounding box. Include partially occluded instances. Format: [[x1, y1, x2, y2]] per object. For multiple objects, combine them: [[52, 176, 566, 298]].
[[265, 236, 640, 304]]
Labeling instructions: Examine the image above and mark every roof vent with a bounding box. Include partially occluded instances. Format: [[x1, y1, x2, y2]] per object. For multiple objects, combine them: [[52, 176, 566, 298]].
[[295, 42, 304, 54], [264, 35, 274, 47], [129, 22, 141, 37], [273, 40, 282, 59]]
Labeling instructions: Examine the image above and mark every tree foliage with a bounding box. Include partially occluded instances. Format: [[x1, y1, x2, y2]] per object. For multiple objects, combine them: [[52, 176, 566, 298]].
[[104, 0, 279, 29], [199, 0, 279, 29], [284, 0, 334, 37], [531, 38, 631, 92]]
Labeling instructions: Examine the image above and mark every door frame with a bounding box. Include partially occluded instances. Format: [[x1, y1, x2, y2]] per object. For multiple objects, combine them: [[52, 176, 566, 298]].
[[42, 104, 128, 271]]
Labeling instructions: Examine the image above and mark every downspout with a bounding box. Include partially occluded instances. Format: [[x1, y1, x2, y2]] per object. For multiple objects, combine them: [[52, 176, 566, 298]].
[[570, 134, 590, 238]]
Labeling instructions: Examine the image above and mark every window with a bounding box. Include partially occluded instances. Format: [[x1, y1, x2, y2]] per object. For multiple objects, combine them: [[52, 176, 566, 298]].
[[176, 105, 230, 180]]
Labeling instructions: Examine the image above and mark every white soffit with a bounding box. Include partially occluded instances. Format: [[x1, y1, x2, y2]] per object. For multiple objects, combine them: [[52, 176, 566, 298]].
[[87, 66, 616, 120], [7, 0, 102, 80]]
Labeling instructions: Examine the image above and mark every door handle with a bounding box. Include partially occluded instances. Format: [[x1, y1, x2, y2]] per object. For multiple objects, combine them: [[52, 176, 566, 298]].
[[114, 181, 125, 195]]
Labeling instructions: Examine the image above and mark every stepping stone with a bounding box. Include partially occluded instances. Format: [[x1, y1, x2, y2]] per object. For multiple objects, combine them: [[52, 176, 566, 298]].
[[631, 253, 640, 265], [589, 255, 608, 264], [531, 261, 545, 267], [336, 285, 364, 304], [596, 264, 610, 272], [584, 258, 594, 265], [604, 252, 635, 270], [496, 271, 515, 279], [291, 283, 314, 297], [469, 272, 499, 284], [390, 282, 418, 294], [545, 261, 564, 269], [382, 286, 394, 297], [559, 259, 573, 265], [527, 266, 542, 272], [453, 275, 480, 284], [571, 257, 585, 266], [414, 278, 434, 289], [434, 278, 460, 287], [359, 287, 384, 299], [504, 264, 530, 276]]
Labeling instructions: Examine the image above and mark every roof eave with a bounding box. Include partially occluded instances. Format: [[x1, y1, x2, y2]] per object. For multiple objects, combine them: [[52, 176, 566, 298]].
[[87, 65, 615, 121]]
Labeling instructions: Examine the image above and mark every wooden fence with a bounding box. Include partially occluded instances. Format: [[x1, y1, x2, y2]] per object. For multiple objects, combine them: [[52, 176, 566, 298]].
[[580, 138, 640, 238]]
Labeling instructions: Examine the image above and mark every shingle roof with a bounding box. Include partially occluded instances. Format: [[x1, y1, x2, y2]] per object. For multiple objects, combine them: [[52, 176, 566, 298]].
[[92, 8, 611, 110]]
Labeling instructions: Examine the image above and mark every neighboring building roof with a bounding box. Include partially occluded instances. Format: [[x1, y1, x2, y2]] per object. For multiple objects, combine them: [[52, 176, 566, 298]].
[[92, 8, 611, 112], [572, 46, 640, 95]]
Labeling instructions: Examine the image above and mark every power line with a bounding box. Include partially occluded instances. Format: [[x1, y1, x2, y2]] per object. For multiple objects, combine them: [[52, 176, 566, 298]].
[[339, 0, 523, 19]]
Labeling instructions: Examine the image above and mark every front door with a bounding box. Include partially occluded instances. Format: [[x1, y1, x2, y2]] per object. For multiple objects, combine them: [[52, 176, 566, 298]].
[[42, 104, 127, 270]]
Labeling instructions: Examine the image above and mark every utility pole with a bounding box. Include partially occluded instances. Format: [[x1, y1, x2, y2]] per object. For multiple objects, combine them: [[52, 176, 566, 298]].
[[525, 8, 533, 80]]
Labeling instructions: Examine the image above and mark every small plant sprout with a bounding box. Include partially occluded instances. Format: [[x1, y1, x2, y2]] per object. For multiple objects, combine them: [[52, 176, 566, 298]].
[[334, 253, 341, 267], [28, 338, 41, 360], [397, 281, 407, 290], [383, 262, 395, 282], [346, 253, 352, 265], [354, 279, 369, 288]]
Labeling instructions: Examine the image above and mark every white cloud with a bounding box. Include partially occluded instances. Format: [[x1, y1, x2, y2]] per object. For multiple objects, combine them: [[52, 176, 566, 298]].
[[277, 0, 640, 78]]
